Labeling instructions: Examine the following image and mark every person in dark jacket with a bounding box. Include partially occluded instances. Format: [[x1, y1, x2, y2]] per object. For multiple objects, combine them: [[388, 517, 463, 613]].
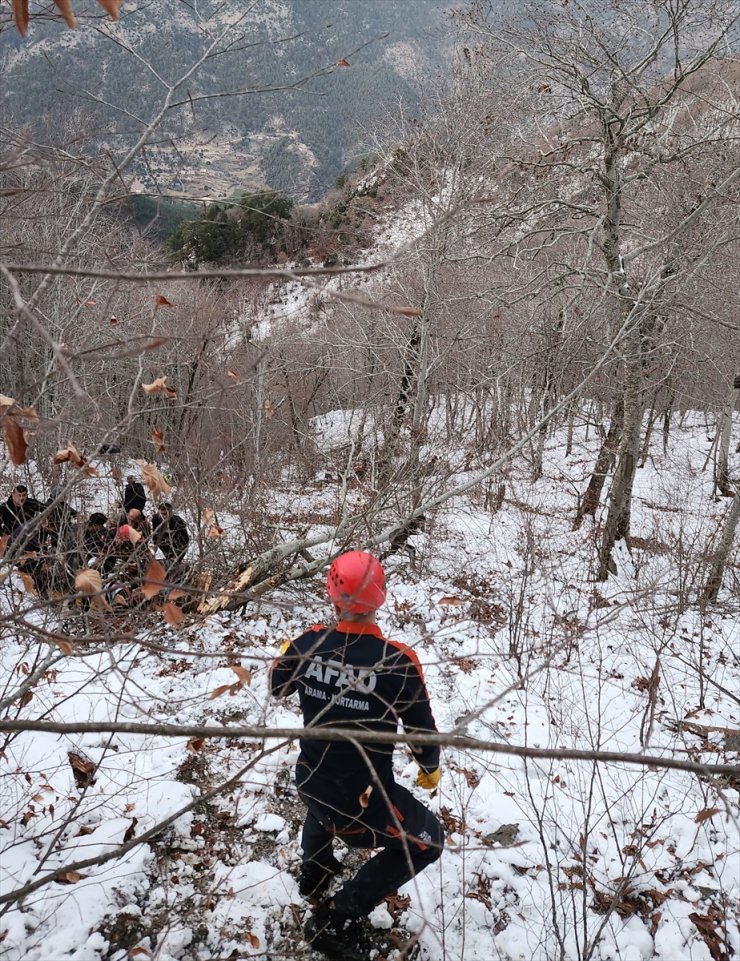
[[123, 476, 147, 514], [151, 503, 189, 564], [0, 484, 44, 537], [270, 551, 444, 959], [83, 513, 117, 573]]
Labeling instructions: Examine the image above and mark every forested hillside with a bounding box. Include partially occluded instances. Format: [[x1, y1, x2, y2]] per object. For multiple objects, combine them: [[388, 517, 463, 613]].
[[0, 0, 450, 200], [1, 1, 739, 959]]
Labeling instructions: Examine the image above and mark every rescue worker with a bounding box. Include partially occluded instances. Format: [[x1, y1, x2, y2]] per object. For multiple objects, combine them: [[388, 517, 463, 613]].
[[270, 550, 444, 959]]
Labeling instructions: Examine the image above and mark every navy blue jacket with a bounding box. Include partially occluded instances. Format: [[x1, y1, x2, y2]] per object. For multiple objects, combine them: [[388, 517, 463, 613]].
[[270, 621, 439, 818]]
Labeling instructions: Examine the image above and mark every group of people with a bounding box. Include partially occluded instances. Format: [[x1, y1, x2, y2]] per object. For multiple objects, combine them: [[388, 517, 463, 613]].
[[0, 477, 189, 598]]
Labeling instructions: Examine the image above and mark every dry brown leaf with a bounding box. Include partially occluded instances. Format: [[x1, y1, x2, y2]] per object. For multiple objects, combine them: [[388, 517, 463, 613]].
[[110, 315, 119, 326], [0, 394, 16, 415], [154, 294, 174, 307], [137, 462, 172, 497], [142, 376, 169, 395], [694, 807, 721, 824], [163, 601, 184, 627], [263, 399, 274, 419], [50, 636, 74, 656], [142, 337, 170, 352], [207, 525, 224, 538], [3, 417, 28, 465], [438, 595, 465, 606], [19, 572, 35, 593], [227, 369, 239, 383], [142, 560, 167, 600], [19, 690, 33, 708], [56, 871, 86, 884], [167, 588, 186, 601], [53, 0, 77, 28], [230, 665, 252, 685], [125, 526, 142, 544], [111, 466, 122, 481], [53, 444, 86, 467], [0, 534, 8, 558], [150, 428, 166, 453], [337, 58, 351, 67], [359, 784, 373, 809], [186, 737, 205, 753], [75, 569, 103, 594], [13, 405, 39, 422], [396, 306, 422, 317], [201, 508, 215, 526], [97, 0, 121, 19], [12, 0, 29, 36], [245, 933, 261, 949], [91, 592, 112, 613]]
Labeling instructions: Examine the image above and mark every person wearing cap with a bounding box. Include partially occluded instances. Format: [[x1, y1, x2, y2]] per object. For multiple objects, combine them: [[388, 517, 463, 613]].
[[269, 550, 444, 959], [0, 484, 44, 537]]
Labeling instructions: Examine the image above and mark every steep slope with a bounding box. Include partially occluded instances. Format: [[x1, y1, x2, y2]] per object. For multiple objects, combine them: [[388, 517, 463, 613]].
[[0, 0, 452, 200]]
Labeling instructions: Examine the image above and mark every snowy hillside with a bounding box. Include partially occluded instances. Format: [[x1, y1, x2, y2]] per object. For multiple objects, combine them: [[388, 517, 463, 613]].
[[1, 414, 738, 961]]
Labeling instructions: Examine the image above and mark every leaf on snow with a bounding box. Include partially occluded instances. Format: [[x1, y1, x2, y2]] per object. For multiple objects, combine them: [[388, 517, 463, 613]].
[[187, 737, 205, 753], [162, 601, 184, 627], [154, 294, 174, 308], [336, 58, 351, 67], [438, 595, 465, 606], [230, 665, 252, 685], [694, 807, 721, 824], [128, 947, 151, 959], [55, 871, 87, 885]]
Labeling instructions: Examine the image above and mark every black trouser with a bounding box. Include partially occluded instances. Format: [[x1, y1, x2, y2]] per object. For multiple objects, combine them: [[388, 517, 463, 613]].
[[299, 781, 444, 917]]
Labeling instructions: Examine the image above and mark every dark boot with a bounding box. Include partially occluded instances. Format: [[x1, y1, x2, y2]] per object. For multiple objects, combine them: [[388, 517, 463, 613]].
[[298, 854, 342, 900], [303, 901, 371, 961]]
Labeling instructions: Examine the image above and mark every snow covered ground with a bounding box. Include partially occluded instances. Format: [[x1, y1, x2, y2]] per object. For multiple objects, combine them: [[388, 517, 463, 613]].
[[1, 414, 739, 961]]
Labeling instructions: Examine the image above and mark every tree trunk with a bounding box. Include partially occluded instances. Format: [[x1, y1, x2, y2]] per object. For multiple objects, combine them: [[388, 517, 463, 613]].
[[598, 316, 643, 579], [714, 378, 738, 497], [702, 493, 740, 603], [573, 397, 624, 530]]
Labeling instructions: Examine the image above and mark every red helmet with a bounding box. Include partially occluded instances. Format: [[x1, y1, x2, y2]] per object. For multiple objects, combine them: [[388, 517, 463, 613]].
[[326, 551, 386, 613]]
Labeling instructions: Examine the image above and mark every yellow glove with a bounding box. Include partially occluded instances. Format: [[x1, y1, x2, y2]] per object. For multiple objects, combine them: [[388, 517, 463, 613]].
[[416, 767, 441, 790]]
